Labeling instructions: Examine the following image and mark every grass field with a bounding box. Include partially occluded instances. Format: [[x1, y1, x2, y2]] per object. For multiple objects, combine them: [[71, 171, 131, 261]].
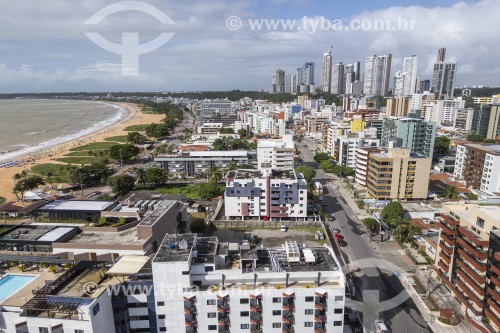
[[69, 142, 121, 152], [55, 157, 92, 165], [104, 135, 129, 143], [30, 163, 70, 182], [64, 151, 92, 157], [124, 124, 150, 132], [157, 183, 224, 199]]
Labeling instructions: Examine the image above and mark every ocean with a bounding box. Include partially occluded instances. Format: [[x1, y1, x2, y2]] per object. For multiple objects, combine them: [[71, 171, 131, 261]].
[[0, 99, 126, 163]]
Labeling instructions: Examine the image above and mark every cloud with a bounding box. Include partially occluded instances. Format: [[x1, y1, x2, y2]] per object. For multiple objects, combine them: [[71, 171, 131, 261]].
[[0, 0, 498, 92]]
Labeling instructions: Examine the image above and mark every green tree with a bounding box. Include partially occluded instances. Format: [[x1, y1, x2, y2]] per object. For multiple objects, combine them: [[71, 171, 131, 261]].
[[198, 182, 224, 200], [109, 144, 139, 162], [466, 133, 485, 142], [467, 193, 478, 200], [382, 202, 405, 225], [320, 160, 334, 173], [207, 166, 223, 183], [13, 175, 45, 205], [135, 168, 148, 188], [127, 132, 147, 145], [145, 123, 169, 139], [442, 185, 459, 199], [108, 175, 136, 196], [314, 152, 330, 163], [295, 166, 316, 186], [219, 128, 235, 134], [434, 136, 451, 157], [146, 167, 167, 187], [362, 218, 379, 232], [0, 197, 6, 205]]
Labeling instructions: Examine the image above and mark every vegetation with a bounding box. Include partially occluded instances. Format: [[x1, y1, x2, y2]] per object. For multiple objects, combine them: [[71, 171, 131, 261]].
[[145, 123, 170, 139], [356, 200, 365, 209], [31, 163, 71, 183], [466, 133, 485, 142], [124, 124, 150, 132], [109, 144, 140, 162], [94, 193, 114, 201], [434, 136, 451, 158], [104, 135, 129, 143], [55, 157, 93, 165], [69, 142, 120, 152], [381, 202, 405, 226], [467, 193, 478, 200], [66, 163, 114, 186], [362, 218, 379, 231], [127, 132, 147, 144], [157, 183, 225, 200], [107, 175, 136, 196], [12, 171, 45, 204], [212, 138, 257, 151], [190, 217, 207, 233], [314, 152, 330, 163], [0, 197, 5, 205], [441, 185, 459, 199], [295, 166, 316, 187], [219, 128, 235, 134]]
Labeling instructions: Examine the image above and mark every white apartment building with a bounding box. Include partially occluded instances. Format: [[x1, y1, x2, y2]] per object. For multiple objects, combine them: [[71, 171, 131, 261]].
[[197, 123, 224, 134], [257, 135, 295, 170], [424, 98, 465, 125], [410, 91, 433, 112], [152, 234, 346, 333], [453, 144, 467, 179], [224, 169, 308, 220], [333, 134, 380, 168], [355, 147, 383, 186]]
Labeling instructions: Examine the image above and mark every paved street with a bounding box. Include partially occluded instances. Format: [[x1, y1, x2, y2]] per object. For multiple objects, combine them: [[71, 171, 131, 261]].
[[297, 139, 433, 333]]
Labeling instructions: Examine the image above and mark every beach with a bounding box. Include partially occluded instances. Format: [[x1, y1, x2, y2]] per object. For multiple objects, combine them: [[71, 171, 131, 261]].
[[0, 102, 164, 201]]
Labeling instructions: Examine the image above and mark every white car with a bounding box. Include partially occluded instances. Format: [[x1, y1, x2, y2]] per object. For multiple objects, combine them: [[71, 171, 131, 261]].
[[280, 225, 287, 232], [374, 320, 389, 333]]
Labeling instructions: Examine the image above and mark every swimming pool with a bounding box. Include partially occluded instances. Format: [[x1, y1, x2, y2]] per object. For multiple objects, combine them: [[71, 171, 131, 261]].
[[0, 274, 37, 301]]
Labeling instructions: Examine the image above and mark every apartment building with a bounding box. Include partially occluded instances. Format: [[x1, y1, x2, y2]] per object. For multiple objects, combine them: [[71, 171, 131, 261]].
[[199, 101, 239, 126], [155, 151, 252, 178], [470, 104, 500, 140], [257, 135, 295, 171], [381, 118, 437, 158], [454, 108, 475, 132], [453, 144, 500, 194], [355, 147, 384, 186], [197, 123, 224, 134], [366, 147, 431, 200], [333, 135, 380, 168], [153, 234, 346, 333], [386, 96, 411, 117], [224, 169, 307, 220], [434, 204, 500, 333]]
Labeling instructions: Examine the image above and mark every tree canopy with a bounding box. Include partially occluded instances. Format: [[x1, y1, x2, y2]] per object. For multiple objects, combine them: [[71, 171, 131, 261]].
[[108, 175, 136, 196], [434, 136, 450, 157], [381, 202, 405, 226]]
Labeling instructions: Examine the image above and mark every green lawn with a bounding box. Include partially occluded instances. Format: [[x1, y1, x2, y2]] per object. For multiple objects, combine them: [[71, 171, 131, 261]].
[[124, 124, 150, 132], [69, 142, 121, 152], [30, 163, 70, 182], [104, 135, 129, 143], [157, 183, 225, 200], [55, 157, 92, 165], [64, 151, 92, 157]]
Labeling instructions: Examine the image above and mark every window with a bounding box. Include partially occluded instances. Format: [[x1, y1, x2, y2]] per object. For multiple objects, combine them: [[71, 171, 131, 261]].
[[205, 266, 214, 272], [272, 323, 282, 328], [240, 298, 249, 304], [305, 296, 314, 302], [157, 301, 165, 306], [75, 330, 84, 333], [158, 314, 166, 319], [272, 297, 281, 303], [92, 303, 100, 315], [272, 310, 281, 316], [207, 299, 216, 305], [305, 322, 313, 327], [207, 312, 216, 318], [334, 308, 343, 314], [208, 325, 217, 330], [39, 329, 49, 333], [334, 321, 342, 326], [241, 324, 250, 329], [304, 309, 313, 315], [477, 217, 485, 228], [159, 328, 166, 332], [240, 311, 249, 317]]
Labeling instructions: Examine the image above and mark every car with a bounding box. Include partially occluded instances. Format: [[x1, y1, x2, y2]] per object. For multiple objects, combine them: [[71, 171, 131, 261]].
[[332, 227, 341, 234], [332, 185, 338, 189], [374, 320, 389, 333], [280, 225, 287, 232], [320, 200, 327, 206]]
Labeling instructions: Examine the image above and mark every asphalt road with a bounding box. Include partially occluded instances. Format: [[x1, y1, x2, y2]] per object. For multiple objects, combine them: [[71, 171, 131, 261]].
[[297, 138, 432, 333]]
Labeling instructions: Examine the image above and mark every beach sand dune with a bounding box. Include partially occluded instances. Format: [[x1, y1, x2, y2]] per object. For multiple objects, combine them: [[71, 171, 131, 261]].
[[0, 102, 164, 202]]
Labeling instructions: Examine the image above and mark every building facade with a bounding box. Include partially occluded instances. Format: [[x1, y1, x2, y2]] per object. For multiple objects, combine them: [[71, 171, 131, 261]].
[[363, 54, 392, 96], [381, 118, 437, 158], [453, 144, 500, 193]]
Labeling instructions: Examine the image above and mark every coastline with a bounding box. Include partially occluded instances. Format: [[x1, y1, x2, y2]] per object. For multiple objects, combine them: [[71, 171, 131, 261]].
[[0, 102, 165, 202]]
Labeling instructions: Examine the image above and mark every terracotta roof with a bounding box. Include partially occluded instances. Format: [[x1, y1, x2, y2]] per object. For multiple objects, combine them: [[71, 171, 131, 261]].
[[429, 173, 471, 194], [0, 201, 23, 212], [179, 145, 210, 152]]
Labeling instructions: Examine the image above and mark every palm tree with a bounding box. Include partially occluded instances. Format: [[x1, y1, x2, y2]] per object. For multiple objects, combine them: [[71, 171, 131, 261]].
[[207, 166, 223, 183], [442, 185, 459, 199], [135, 168, 148, 189], [46, 171, 54, 187]]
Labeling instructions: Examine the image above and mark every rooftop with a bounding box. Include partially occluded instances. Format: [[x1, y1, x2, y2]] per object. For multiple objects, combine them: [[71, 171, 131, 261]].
[[38, 200, 116, 212], [139, 200, 178, 226], [232, 169, 298, 180], [465, 144, 500, 155], [66, 228, 144, 246], [0, 225, 77, 243]]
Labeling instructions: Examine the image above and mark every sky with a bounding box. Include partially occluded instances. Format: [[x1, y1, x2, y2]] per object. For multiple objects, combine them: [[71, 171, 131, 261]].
[[0, 0, 498, 93]]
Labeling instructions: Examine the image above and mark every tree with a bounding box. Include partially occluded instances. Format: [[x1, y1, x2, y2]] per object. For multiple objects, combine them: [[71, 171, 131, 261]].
[[314, 152, 330, 163], [145, 123, 169, 139], [198, 182, 224, 200], [219, 128, 234, 134], [127, 132, 147, 145], [382, 202, 405, 225], [467, 193, 478, 200], [295, 166, 316, 185], [320, 160, 334, 173], [362, 218, 379, 232], [0, 197, 6, 205], [466, 133, 485, 142], [145, 167, 167, 187], [135, 168, 148, 188], [109, 144, 139, 162], [434, 136, 451, 157], [442, 185, 459, 199], [108, 175, 136, 196], [207, 166, 223, 183], [13, 175, 45, 205]]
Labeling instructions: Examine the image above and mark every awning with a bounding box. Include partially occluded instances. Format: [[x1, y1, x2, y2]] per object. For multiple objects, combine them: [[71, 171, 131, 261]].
[[106, 255, 149, 275]]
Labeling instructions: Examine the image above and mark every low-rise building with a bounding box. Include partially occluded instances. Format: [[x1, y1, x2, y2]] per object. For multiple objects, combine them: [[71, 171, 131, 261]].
[[257, 135, 295, 170]]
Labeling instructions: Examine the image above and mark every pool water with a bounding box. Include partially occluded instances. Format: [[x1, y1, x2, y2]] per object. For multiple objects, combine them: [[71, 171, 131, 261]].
[[0, 274, 37, 301]]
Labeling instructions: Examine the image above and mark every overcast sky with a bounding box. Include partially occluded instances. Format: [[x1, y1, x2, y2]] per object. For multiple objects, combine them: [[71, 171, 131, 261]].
[[0, 0, 498, 93]]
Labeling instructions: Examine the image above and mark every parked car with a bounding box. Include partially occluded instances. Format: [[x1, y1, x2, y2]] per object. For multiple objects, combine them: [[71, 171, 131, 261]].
[[374, 320, 389, 333], [280, 225, 288, 232], [332, 227, 341, 234]]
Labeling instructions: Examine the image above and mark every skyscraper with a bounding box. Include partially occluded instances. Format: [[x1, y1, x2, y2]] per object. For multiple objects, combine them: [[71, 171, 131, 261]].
[[402, 55, 418, 96], [344, 64, 355, 95], [431, 48, 457, 99], [284, 73, 292, 93], [381, 118, 437, 158], [393, 71, 405, 96], [270, 69, 285, 93], [321, 49, 332, 92], [331, 62, 345, 95], [363, 54, 392, 96], [419, 80, 431, 93]]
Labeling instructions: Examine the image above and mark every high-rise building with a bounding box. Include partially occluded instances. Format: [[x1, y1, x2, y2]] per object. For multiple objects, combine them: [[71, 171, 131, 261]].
[[454, 108, 475, 131], [355, 147, 384, 186], [434, 204, 500, 333], [402, 55, 418, 96], [366, 147, 431, 200], [344, 64, 355, 95], [431, 48, 457, 99], [393, 71, 405, 96], [284, 73, 292, 93], [275, 69, 285, 93], [453, 144, 500, 193], [321, 49, 332, 92], [386, 96, 411, 117], [419, 80, 431, 93], [331, 62, 345, 95], [381, 118, 437, 158], [470, 104, 500, 140], [363, 54, 392, 96], [353, 61, 361, 81]]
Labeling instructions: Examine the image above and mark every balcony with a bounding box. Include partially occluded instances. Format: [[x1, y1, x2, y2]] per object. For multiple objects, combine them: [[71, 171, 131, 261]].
[[457, 238, 488, 260], [217, 304, 229, 313], [314, 302, 326, 311], [441, 231, 456, 246], [250, 304, 262, 312], [440, 220, 458, 236], [184, 305, 196, 315], [438, 260, 449, 273], [314, 327, 326, 333], [440, 214, 460, 227], [487, 297, 500, 318], [314, 313, 326, 323], [484, 308, 500, 331], [459, 226, 489, 247], [488, 285, 500, 299], [217, 315, 230, 327], [456, 267, 485, 295], [439, 241, 454, 256], [185, 318, 197, 327], [441, 251, 452, 264], [455, 257, 486, 285], [456, 279, 483, 307], [457, 248, 487, 272], [250, 314, 262, 325]]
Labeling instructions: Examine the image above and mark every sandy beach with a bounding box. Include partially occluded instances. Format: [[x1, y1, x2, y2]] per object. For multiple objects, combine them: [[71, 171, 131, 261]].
[[0, 102, 164, 202]]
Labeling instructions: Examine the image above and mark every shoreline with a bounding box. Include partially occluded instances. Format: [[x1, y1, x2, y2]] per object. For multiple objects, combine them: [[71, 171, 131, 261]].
[[0, 102, 165, 202]]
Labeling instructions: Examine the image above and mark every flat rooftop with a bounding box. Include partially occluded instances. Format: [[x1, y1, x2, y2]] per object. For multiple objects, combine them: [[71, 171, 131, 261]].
[[66, 228, 144, 246], [233, 169, 297, 180], [0, 225, 77, 243], [38, 200, 116, 211], [465, 144, 500, 154], [139, 200, 177, 226]]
